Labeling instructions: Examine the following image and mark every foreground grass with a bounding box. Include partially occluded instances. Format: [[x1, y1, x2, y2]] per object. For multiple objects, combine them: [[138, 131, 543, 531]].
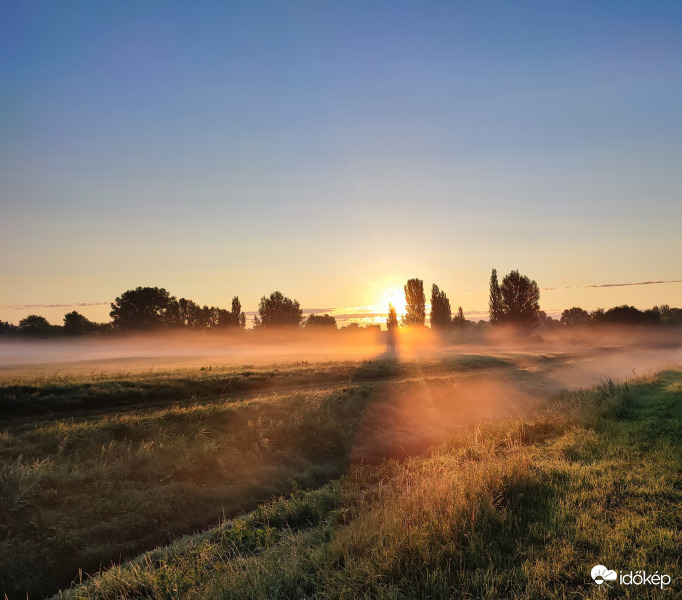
[[1, 356, 553, 599], [54, 370, 681, 599]]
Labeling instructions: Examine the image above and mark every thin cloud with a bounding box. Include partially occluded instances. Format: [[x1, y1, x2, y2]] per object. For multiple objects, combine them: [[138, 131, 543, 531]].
[[333, 312, 381, 321], [4, 302, 110, 310], [301, 308, 335, 315], [586, 279, 682, 288]]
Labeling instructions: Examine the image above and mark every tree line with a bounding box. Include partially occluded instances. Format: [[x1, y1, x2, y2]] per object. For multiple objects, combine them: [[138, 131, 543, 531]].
[[0, 287, 371, 337], [389, 270, 682, 330], [2, 273, 681, 338]]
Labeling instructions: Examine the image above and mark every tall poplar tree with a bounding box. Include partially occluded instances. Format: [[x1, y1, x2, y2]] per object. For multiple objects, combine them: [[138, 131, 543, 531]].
[[429, 284, 452, 329], [403, 278, 426, 326]]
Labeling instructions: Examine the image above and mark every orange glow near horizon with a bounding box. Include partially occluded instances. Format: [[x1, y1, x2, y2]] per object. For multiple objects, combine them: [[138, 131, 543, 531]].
[[382, 288, 407, 318]]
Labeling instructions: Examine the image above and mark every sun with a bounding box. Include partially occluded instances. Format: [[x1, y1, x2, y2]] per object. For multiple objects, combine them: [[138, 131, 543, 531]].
[[382, 287, 406, 316]]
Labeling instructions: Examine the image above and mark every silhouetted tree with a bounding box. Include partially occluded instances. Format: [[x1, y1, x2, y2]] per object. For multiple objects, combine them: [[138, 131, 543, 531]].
[[63, 311, 97, 335], [538, 310, 560, 329], [230, 296, 246, 328], [489, 269, 503, 324], [386, 302, 398, 353], [561, 307, 591, 327], [658, 305, 682, 326], [601, 305, 647, 325], [0, 320, 16, 337], [429, 284, 451, 330], [403, 278, 425, 327], [305, 313, 337, 328], [387, 302, 399, 329], [18, 315, 53, 337], [110, 287, 176, 330], [591, 308, 606, 324], [171, 298, 200, 328], [253, 291, 302, 328], [643, 307, 662, 325], [494, 269, 541, 328], [453, 306, 466, 328]]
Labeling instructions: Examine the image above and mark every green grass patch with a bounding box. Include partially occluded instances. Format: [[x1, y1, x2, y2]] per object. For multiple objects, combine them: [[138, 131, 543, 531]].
[[52, 370, 680, 599]]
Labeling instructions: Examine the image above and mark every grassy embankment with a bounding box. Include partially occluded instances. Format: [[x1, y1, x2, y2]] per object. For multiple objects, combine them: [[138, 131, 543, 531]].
[[1, 355, 540, 599], [55, 369, 681, 600]]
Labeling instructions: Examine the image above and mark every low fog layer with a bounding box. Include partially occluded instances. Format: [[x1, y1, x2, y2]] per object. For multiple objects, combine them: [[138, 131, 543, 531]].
[[1, 327, 680, 389]]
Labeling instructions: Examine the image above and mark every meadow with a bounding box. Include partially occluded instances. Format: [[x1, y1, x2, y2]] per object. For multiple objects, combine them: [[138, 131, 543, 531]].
[[0, 343, 680, 599]]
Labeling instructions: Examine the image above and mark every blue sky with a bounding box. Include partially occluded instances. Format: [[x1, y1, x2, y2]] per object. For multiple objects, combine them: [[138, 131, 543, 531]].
[[2, 1, 682, 324]]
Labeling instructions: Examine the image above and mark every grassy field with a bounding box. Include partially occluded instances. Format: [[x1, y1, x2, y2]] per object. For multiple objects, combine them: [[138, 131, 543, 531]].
[[0, 355, 541, 598], [1, 355, 680, 599], [0, 354, 520, 418]]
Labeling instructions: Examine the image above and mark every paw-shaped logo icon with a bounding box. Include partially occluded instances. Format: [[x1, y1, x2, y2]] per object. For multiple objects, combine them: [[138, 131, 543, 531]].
[[591, 565, 617, 586]]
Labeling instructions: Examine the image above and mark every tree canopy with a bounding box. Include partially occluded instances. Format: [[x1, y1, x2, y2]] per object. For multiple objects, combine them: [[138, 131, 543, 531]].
[[110, 287, 176, 330], [489, 269, 540, 328], [305, 314, 337, 328], [253, 291, 303, 328], [560, 307, 591, 327], [63, 311, 98, 335], [18, 315, 53, 337]]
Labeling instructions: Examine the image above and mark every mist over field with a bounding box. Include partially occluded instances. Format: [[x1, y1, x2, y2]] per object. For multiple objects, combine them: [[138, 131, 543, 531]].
[[1, 329, 680, 599], [2, 326, 680, 387]]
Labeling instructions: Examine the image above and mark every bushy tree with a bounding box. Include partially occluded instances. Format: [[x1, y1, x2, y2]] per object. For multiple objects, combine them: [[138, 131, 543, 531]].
[[489, 269, 540, 328], [429, 284, 451, 330], [171, 298, 201, 328], [403, 278, 425, 327], [590, 308, 606, 324], [305, 314, 337, 328], [601, 305, 647, 325], [110, 287, 176, 330], [168, 297, 243, 330], [63, 311, 97, 335], [658, 305, 682, 326], [18, 315, 53, 337], [253, 291, 302, 328], [500, 270, 540, 327], [560, 307, 591, 327], [643, 307, 662, 325]]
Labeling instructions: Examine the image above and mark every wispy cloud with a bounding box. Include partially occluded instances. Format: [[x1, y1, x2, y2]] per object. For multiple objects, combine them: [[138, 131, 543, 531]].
[[3, 302, 110, 310], [586, 279, 682, 289]]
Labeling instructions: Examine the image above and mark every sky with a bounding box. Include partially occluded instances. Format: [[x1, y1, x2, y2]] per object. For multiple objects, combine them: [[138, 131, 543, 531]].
[[2, 1, 682, 326]]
